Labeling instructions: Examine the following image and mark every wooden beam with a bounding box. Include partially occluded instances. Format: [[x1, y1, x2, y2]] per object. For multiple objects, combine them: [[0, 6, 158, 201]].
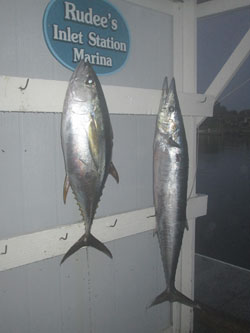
[[173, 1, 199, 332], [197, 0, 250, 18], [0, 76, 214, 116], [0, 196, 207, 272], [205, 29, 250, 99]]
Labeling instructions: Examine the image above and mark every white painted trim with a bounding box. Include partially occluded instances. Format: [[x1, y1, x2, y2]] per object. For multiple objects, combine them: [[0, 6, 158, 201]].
[[0, 195, 207, 272], [0, 207, 153, 272], [205, 29, 250, 100], [122, 0, 173, 15], [173, 2, 184, 91], [173, 1, 198, 332], [198, 0, 250, 18], [0, 76, 67, 113], [0, 76, 214, 116]]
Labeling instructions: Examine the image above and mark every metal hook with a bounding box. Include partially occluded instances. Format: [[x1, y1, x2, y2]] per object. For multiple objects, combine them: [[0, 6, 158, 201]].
[[1, 245, 7, 255], [59, 233, 68, 240], [199, 96, 207, 104], [147, 214, 156, 219], [19, 78, 29, 91], [109, 219, 118, 228]]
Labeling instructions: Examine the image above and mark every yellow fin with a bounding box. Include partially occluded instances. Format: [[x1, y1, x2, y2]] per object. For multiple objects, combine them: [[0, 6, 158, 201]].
[[109, 161, 119, 183], [88, 116, 99, 170], [63, 174, 70, 204]]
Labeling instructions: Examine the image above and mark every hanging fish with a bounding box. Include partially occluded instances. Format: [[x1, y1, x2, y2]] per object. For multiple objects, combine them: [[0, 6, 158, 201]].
[[151, 77, 199, 308], [61, 60, 119, 264]]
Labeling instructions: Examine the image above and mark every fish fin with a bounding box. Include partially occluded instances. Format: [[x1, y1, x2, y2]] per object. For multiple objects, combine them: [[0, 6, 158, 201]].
[[109, 161, 119, 183], [63, 174, 70, 204], [88, 116, 99, 170], [185, 219, 189, 230], [149, 288, 200, 309], [167, 137, 181, 148], [60, 233, 112, 265]]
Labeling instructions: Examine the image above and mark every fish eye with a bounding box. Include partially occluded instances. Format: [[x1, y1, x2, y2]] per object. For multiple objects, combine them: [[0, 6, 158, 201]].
[[169, 106, 175, 112], [85, 76, 94, 86]]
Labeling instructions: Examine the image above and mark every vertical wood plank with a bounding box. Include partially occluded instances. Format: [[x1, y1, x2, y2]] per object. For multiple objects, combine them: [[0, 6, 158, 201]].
[[135, 115, 155, 208], [21, 113, 58, 233], [57, 231, 172, 333], [0, 112, 25, 238], [0, 266, 30, 333], [173, 0, 197, 331], [60, 252, 91, 333], [26, 259, 62, 333]]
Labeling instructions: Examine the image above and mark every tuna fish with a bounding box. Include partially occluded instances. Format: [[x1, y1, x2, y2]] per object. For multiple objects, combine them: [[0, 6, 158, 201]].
[[61, 60, 119, 264], [151, 77, 199, 308]]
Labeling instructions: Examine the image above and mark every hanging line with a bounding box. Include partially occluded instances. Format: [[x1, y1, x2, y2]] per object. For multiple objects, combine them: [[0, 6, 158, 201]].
[[187, 77, 250, 202], [187, 124, 199, 202], [215, 77, 250, 105], [86, 248, 93, 333]]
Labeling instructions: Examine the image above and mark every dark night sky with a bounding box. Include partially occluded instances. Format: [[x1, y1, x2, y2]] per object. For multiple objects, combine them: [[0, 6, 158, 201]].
[[197, 5, 250, 111]]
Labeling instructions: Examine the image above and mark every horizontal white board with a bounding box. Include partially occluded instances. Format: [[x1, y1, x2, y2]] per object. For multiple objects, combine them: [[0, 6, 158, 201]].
[[0, 76, 214, 116], [0, 195, 207, 272]]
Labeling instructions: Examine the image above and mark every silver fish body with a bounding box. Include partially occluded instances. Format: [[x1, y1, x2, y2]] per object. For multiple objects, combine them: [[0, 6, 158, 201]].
[[61, 61, 118, 264], [151, 78, 199, 308]]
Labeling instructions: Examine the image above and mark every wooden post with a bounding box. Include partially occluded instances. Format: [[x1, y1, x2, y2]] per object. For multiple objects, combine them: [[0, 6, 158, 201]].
[[173, 1, 198, 332]]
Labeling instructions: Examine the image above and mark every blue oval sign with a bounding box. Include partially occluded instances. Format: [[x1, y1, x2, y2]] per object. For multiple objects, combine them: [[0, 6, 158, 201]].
[[43, 0, 130, 74]]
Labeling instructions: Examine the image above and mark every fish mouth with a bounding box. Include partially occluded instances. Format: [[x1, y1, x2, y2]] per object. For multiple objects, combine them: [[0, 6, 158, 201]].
[[71, 60, 95, 85], [71, 60, 90, 78]]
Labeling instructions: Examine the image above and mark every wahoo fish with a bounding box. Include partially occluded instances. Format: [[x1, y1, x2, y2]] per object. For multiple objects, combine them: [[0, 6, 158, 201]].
[[61, 60, 119, 264], [151, 77, 199, 308]]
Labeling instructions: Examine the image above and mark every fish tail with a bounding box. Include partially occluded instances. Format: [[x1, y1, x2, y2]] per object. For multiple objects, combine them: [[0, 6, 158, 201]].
[[149, 288, 201, 309], [60, 233, 112, 265]]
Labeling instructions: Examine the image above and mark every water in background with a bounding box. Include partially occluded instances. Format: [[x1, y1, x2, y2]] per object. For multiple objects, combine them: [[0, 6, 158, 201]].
[[196, 133, 250, 270]]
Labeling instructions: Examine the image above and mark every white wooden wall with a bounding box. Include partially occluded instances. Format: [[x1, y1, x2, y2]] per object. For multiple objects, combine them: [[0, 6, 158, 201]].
[[0, 76, 210, 333], [1, 0, 249, 332]]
